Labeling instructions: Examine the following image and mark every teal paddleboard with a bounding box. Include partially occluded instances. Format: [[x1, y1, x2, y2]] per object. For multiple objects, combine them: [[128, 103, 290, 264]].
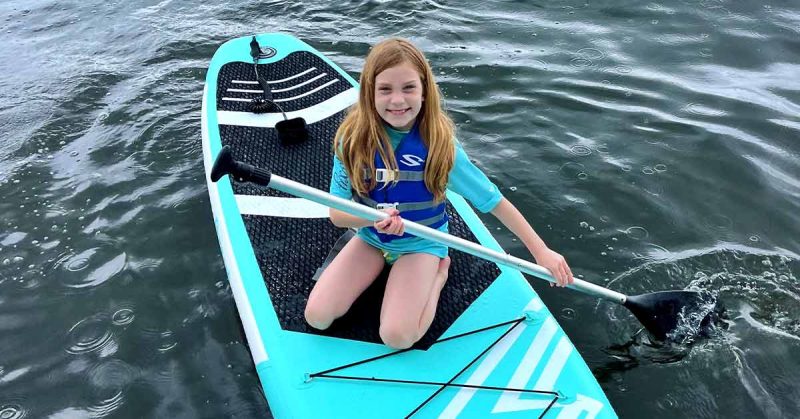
[[202, 32, 616, 418]]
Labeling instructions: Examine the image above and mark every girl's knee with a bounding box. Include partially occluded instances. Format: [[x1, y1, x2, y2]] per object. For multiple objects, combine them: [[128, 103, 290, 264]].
[[379, 322, 420, 350], [304, 300, 343, 330], [304, 306, 332, 330]]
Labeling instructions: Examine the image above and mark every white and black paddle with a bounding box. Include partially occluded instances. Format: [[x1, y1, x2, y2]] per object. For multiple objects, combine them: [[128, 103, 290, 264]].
[[210, 145, 717, 341]]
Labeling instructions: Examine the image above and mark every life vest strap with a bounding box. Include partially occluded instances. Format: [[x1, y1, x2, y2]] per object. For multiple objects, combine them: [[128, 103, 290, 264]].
[[365, 211, 446, 238], [363, 168, 425, 182], [414, 212, 447, 228], [355, 196, 440, 212]]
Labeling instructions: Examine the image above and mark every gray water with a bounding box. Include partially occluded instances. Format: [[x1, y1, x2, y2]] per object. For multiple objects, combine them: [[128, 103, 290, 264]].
[[1, 1, 799, 417]]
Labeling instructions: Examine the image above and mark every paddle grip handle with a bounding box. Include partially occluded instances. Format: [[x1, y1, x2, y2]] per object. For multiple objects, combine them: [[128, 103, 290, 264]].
[[210, 145, 272, 186], [234, 163, 272, 186]]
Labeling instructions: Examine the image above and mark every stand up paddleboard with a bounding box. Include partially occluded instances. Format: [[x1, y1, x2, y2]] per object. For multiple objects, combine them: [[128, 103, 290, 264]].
[[202, 33, 616, 418]]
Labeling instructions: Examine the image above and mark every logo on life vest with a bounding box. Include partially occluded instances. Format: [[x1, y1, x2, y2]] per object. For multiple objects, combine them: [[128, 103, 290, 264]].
[[399, 154, 425, 167]]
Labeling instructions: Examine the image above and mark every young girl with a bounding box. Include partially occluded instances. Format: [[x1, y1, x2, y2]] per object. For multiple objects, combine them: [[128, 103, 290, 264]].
[[305, 38, 574, 349]]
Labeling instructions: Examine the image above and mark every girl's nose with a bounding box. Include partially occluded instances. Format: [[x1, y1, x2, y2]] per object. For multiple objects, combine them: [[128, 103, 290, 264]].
[[390, 92, 405, 104]]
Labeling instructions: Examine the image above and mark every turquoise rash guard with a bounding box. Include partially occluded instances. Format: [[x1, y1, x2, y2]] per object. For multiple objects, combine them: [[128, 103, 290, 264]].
[[329, 125, 503, 259]]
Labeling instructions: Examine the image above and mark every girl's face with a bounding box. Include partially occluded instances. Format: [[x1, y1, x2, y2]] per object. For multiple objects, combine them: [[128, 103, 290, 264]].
[[374, 62, 423, 130]]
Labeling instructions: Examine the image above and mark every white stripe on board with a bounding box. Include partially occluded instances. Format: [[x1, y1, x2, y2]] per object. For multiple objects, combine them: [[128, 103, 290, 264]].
[[273, 73, 327, 93], [439, 295, 604, 418], [231, 67, 317, 85], [226, 88, 263, 94], [438, 298, 543, 418], [221, 78, 340, 104], [217, 88, 358, 128], [527, 295, 545, 312], [221, 97, 255, 103], [491, 323, 605, 418], [227, 73, 328, 95], [491, 318, 558, 413], [438, 318, 526, 418], [276, 78, 338, 101], [202, 84, 268, 365], [533, 337, 572, 390], [235, 195, 329, 218]]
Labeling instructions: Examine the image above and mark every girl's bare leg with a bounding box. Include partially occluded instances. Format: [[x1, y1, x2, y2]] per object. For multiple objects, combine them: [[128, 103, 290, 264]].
[[304, 236, 385, 330], [417, 256, 450, 339], [379, 254, 451, 349]]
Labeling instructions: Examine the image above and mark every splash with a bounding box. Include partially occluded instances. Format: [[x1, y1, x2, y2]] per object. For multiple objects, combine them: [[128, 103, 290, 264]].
[[665, 289, 724, 344], [601, 243, 799, 355]]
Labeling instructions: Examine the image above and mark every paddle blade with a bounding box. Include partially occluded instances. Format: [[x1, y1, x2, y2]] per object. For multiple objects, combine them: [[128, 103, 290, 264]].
[[624, 290, 717, 341]]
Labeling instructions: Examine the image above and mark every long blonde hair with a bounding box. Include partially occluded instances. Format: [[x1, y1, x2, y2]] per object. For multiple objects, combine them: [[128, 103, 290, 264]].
[[334, 38, 455, 203]]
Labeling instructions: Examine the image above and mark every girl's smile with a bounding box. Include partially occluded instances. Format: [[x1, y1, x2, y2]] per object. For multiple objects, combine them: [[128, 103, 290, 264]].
[[374, 62, 423, 130]]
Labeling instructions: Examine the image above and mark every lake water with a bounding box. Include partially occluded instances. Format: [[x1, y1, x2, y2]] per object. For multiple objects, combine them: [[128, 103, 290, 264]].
[[1, 0, 798, 417]]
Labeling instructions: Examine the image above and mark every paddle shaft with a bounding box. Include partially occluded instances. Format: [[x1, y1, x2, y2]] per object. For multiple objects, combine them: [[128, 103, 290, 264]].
[[255, 173, 628, 305]]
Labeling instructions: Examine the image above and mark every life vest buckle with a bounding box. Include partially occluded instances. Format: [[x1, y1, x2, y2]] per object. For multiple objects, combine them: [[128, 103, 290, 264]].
[[376, 202, 399, 210], [375, 168, 398, 183]]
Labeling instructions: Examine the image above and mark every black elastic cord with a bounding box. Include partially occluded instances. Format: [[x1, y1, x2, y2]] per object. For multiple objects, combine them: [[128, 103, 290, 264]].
[[309, 317, 523, 378], [249, 36, 288, 119], [309, 317, 561, 418], [312, 374, 558, 396], [405, 317, 525, 418], [540, 396, 560, 419]]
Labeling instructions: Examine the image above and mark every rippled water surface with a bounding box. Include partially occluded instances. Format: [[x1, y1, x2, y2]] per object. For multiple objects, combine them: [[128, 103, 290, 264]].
[[1, 1, 799, 417]]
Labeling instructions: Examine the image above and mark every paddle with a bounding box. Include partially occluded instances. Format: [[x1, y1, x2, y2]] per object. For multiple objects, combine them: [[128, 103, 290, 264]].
[[210, 145, 715, 341]]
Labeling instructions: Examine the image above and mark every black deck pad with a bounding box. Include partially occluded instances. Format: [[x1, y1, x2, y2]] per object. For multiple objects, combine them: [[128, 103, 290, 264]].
[[218, 57, 501, 350], [217, 51, 351, 113], [241, 206, 500, 350]]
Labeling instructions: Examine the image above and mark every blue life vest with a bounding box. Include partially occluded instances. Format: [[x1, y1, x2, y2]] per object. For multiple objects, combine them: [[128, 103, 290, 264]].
[[355, 125, 448, 243]]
